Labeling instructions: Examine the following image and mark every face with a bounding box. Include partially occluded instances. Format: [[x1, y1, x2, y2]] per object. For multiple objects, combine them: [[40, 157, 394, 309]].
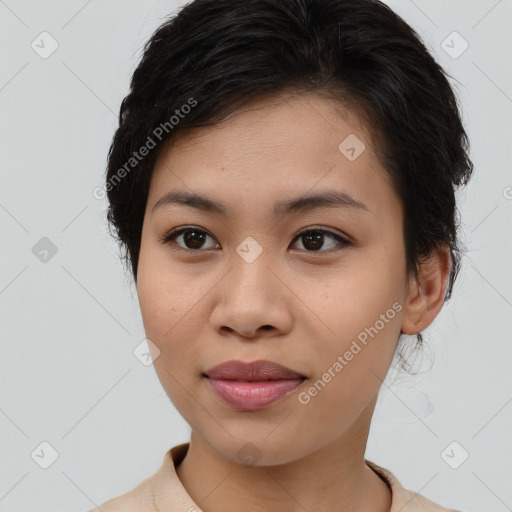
[[137, 92, 411, 466]]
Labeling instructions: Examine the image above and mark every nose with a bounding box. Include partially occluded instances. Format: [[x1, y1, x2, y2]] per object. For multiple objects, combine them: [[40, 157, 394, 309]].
[[209, 253, 293, 340]]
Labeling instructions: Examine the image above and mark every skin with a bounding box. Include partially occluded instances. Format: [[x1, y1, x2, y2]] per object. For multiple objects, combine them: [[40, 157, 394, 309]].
[[136, 91, 451, 512]]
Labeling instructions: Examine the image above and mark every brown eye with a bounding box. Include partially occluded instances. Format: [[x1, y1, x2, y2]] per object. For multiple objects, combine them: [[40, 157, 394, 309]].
[[291, 229, 351, 252], [160, 227, 219, 251], [159, 226, 351, 254]]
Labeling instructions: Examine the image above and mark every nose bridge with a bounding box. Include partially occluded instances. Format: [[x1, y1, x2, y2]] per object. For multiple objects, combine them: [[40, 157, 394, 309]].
[[210, 241, 292, 337], [228, 242, 277, 302]]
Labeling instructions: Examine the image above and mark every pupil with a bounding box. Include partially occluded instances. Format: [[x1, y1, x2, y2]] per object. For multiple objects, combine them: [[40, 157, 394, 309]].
[[303, 231, 323, 251], [184, 230, 205, 249], [181, 230, 326, 251]]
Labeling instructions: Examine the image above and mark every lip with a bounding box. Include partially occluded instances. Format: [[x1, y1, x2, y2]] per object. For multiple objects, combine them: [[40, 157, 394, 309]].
[[204, 359, 305, 380], [204, 359, 306, 411]]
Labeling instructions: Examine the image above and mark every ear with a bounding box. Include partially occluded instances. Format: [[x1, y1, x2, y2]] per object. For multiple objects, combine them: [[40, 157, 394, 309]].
[[401, 245, 452, 335]]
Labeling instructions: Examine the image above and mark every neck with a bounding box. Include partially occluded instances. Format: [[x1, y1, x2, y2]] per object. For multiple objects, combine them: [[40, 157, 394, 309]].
[[175, 400, 392, 512]]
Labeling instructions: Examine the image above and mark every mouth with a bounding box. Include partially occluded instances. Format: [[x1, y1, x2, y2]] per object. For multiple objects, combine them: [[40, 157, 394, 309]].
[[204, 359, 306, 381], [202, 375, 307, 382], [203, 359, 307, 411], [204, 376, 307, 411]]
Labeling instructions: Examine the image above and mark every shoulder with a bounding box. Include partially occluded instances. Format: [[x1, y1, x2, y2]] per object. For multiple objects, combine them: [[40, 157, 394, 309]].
[[86, 467, 159, 512], [397, 489, 464, 512], [366, 460, 463, 512], [86, 444, 191, 512]]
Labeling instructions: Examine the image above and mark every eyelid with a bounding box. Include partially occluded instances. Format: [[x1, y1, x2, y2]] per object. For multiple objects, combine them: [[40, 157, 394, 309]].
[[291, 226, 352, 252], [160, 225, 352, 253], [294, 225, 350, 241], [158, 226, 218, 251]]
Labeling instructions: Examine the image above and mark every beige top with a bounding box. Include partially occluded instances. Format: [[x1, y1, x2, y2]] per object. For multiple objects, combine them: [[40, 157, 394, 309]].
[[89, 443, 461, 512]]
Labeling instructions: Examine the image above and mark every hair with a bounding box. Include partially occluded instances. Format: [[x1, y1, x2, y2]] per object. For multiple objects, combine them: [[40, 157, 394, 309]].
[[104, 0, 473, 360]]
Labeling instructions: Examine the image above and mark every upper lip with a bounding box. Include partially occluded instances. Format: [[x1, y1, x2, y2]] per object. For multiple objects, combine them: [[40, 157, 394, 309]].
[[204, 359, 305, 381]]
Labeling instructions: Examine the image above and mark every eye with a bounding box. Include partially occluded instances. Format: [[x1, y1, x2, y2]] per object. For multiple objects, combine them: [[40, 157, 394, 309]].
[[159, 226, 219, 252], [159, 226, 352, 253], [290, 228, 351, 253]]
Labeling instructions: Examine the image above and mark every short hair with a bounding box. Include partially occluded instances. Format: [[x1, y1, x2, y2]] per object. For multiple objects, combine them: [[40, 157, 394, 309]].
[[104, 0, 473, 352]]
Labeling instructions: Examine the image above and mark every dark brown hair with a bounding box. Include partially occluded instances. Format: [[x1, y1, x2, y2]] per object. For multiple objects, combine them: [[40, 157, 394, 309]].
[[104, 0, 473, 353]]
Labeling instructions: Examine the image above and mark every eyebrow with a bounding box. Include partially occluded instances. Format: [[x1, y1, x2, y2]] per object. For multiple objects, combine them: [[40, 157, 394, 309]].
[[152, 189, 369, 216]]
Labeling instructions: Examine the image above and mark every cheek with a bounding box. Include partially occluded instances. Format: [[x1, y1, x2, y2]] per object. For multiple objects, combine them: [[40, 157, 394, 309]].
[[137, 265, 205, 407], [137, 241, 200, 334], [136, 253, 211, 376], [309, 266, 403, 339], [299, 304, 401, 426], [305, 259, 404, 388]]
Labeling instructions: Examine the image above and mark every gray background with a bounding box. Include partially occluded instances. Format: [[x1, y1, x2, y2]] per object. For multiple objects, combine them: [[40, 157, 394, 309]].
[[1, 0, 511, 511]]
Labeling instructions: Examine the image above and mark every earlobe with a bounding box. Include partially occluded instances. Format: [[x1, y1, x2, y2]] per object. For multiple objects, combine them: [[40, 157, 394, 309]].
[[400, 246, 451, 336], [401, 279, 427, 335]]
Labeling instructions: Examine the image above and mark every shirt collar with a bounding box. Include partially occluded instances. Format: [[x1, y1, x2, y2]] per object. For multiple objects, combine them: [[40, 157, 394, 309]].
[[151, 442, 445, 512]]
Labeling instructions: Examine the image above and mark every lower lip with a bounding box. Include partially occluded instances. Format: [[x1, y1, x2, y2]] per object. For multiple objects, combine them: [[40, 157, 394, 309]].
[[206, 377, 305, 411]]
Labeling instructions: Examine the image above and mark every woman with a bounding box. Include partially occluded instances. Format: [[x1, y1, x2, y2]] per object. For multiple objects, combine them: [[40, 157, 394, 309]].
[[92, 0, 472, 510]]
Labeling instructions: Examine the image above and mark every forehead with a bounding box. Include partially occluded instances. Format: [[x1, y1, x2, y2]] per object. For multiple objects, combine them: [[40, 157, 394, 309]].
[[148, 92, 400, 221]]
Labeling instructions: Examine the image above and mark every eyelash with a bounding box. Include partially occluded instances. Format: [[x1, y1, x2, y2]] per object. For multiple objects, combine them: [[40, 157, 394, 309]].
[[158, 226, 352, 254]]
